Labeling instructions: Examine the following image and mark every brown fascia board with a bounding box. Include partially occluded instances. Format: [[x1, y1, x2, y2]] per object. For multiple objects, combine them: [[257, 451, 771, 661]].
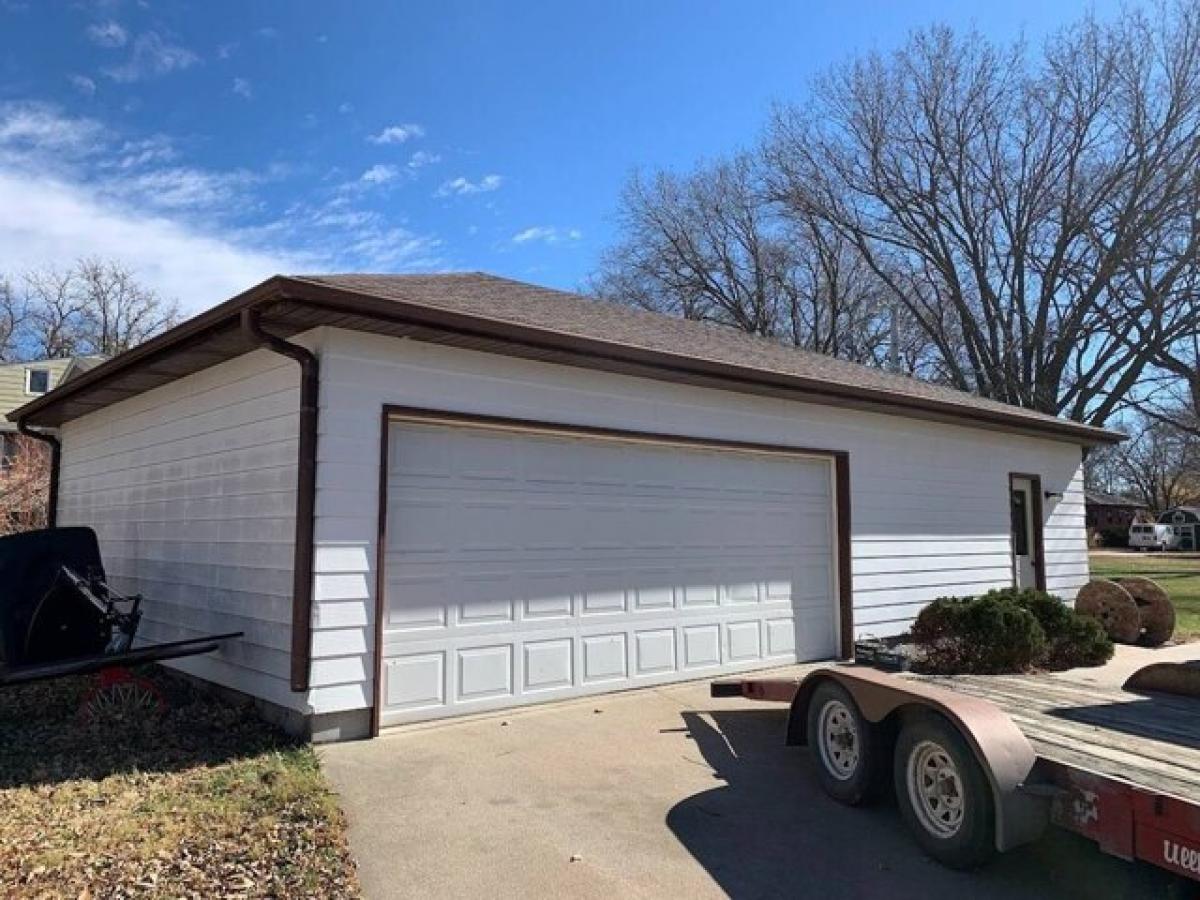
[[10, 273, 1125, 446], [277, 277, 1125, 447], [8, 277, 289, 426]]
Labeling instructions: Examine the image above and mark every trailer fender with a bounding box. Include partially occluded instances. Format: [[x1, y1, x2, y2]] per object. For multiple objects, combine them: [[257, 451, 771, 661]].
[[789, 667, 1048, 853]]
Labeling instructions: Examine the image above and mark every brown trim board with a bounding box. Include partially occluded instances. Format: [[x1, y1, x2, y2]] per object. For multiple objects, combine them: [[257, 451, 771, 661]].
[[11, 275, 1123, 447], [371, 404, 854, 735], [1008, 472, 1047, 592]]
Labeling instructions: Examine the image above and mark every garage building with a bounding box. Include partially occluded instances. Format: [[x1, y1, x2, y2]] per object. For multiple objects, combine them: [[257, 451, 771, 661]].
[[9, 274, 1122, 740]]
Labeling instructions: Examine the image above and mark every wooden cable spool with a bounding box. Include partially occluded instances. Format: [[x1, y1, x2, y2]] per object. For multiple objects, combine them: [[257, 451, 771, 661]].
[[1075, 579, 1142, 643], [1115, 576, 1176, 647]]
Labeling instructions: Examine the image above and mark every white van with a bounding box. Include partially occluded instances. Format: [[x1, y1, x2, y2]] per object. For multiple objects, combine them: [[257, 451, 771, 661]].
[[1129, 522, 1185, 551]]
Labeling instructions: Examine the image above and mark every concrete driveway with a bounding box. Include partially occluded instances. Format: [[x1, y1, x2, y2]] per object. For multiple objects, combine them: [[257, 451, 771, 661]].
[[321, 666, 1179, 899]]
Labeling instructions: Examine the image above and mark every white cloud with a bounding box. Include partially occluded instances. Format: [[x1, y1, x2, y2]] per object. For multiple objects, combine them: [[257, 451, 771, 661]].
[[256, 26, 278, 39], [407, 150, 440, 170], [104, 32, 200, 83], [109, 135, 176, 170], [216, 41, 238, 60], [0, 169, 300, 312], [67, 74, 97, 97], [511, 226, 582, 245], [436, 174, 503, 197], [368, 123, 424, 145], [86, 20, 127, 48], [338, 101, 353, 115], [104, 166, 262, 212], [359, 163, 399, 185], [0, 101, 445, 311], [232, 77, 253, 100], [0, 102, 104, 162]]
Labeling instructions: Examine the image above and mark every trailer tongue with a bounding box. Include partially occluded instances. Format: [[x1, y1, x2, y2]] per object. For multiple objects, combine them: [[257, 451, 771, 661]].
[[0, 527, 240, 693], [713, 665, 1200, 882]]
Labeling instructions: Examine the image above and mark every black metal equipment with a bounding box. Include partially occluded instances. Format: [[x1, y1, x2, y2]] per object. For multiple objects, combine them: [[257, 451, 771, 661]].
[[0, 527, 240, 687]]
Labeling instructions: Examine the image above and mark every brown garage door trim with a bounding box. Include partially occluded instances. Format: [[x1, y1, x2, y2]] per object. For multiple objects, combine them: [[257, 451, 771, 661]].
[[371, 404, 854, 735]]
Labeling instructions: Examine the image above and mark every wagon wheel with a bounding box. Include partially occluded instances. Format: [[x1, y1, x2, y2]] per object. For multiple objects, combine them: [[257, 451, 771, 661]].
[[1115, 577, 1176, 647], [79, 669, 166, 724], [1075, 580, 1141, 644]]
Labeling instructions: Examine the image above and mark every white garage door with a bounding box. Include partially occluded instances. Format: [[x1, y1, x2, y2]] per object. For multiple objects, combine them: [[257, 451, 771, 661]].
[[378, 417, 839, 727]]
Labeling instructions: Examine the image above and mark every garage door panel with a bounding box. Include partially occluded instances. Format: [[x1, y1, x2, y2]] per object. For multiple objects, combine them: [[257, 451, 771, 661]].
[[380, 421, 839, 725], [682, 624, 722, 669], [632, 577, 674, 610], [523, 571, 575, 618], [385, 573, 449, 629], [726, 620, 763, 662], [582, 633, 628, 683], [765, 618, 796, 657], [524, 638, 574, 691], [634, 629, 676, 675], [456, 645, 513, 701], [384, 652, 446, 711]]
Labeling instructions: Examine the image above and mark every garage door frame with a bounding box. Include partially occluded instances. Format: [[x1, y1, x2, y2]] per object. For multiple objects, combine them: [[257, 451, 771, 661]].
[[371, 404, 853, 735]]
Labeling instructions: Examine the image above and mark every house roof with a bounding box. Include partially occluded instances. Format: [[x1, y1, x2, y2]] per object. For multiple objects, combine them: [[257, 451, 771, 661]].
[[8, 273, 1125, 445], [60, 355, 107, 384], [1085, 490, 1147, 508], [0, 358, 78, 432]]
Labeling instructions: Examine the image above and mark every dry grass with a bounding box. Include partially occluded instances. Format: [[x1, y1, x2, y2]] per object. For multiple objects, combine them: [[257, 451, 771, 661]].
[[0, 668, 359, 898]]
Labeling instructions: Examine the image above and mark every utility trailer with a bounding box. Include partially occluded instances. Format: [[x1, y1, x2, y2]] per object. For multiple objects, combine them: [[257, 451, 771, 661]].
[[712, 665, 1200, 881]]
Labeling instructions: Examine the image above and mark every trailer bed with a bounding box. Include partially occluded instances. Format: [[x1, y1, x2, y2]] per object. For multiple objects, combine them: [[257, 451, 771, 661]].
[[909, 672, 1200, 802]]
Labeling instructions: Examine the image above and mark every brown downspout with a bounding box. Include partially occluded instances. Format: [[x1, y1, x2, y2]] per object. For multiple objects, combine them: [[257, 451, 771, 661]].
[[240, 308, 318, 693], [17, 420, 61, 529]]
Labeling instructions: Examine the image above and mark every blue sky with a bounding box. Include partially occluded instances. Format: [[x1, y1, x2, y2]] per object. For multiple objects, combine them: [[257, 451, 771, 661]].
[[0, 0, 1127, 312]]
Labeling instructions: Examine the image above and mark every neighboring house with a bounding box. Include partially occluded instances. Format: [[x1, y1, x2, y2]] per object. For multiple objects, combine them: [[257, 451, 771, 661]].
[[1085, 490, 1150, 540], [9, 274, 1123, 741], [0, 357, 98, 532]]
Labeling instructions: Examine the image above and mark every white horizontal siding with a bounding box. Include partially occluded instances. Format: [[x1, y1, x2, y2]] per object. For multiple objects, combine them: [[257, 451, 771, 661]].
[[58, 347, 305, 711], [308, 328, 1091, 715]]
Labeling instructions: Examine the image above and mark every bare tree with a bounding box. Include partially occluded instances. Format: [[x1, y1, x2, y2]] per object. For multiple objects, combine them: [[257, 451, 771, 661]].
[[0, 277, 23, 362], [0, 436, 50, 535], [12, 259, 180, 360], [73, 258, 180, 356], [22, 266, 85, 359], [591, 155, 922, 369], [1099, 417, 1200, 511], [764, 5, 1200, 426]]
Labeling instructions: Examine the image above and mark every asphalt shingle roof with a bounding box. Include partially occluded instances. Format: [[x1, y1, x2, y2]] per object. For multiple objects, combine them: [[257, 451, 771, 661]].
[[294, 273, 1122, 443]]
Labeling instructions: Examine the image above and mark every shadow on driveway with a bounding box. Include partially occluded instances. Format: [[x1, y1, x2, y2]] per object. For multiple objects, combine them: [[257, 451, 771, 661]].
[[667, 709, 1184, 900]]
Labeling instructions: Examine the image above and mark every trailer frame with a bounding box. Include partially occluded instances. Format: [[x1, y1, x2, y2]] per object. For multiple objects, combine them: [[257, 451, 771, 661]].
[[712, 665, 1200, 881]]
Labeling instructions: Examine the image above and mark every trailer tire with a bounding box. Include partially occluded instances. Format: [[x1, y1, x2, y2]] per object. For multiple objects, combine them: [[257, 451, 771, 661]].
[[894, 713, 995, 869], [806, 679, 884, 805]]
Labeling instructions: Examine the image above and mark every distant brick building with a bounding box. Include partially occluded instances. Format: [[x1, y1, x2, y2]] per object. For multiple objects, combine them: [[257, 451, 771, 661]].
[[1085, 489, 1150, 544]]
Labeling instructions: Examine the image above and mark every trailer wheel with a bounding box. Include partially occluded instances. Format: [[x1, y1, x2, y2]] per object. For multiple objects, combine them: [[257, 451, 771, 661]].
[[806, 679, 883, 805], [894, 714, 995, 869]]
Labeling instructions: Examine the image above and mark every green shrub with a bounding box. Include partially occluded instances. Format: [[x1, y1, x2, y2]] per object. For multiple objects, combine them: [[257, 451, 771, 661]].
[[911, 588, 1113, 674], [983, 587, 1114, 670], [911, 594, 1045, 674]]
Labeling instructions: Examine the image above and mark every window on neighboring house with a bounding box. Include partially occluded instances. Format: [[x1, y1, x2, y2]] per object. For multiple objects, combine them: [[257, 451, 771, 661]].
[[25, 368, 50, 395]]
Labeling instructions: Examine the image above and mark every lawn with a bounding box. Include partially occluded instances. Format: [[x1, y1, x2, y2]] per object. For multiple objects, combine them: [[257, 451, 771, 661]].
[[1089, 551, 1200, 641], [0, 667, 360, 898]]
